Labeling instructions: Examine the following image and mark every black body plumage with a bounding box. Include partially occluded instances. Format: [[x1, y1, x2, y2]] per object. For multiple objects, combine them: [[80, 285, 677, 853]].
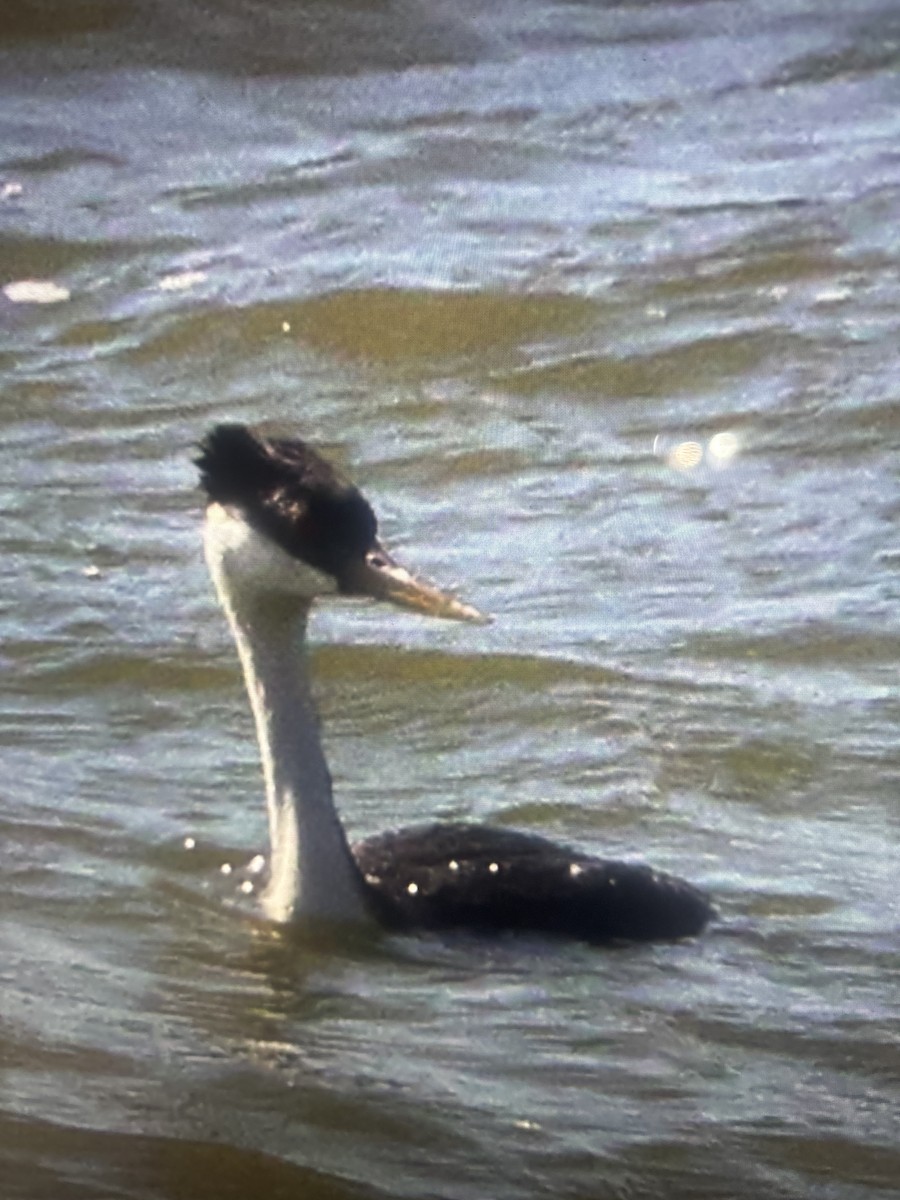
[[353, 823, 711, 943]]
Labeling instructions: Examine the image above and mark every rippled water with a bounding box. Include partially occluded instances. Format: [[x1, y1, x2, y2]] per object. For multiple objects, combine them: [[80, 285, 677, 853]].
[[2, 1, 899, 1197]]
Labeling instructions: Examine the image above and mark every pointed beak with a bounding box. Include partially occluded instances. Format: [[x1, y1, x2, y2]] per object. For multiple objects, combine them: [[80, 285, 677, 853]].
[[340, 542, 489, 624]]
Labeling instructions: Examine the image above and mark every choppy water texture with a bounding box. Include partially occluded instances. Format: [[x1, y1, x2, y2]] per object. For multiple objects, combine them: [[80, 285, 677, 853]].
[[2, 1, 899, 1197]]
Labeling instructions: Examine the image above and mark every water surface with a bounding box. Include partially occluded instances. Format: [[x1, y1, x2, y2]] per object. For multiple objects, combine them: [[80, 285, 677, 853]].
[[2, 2, 899, 1198]]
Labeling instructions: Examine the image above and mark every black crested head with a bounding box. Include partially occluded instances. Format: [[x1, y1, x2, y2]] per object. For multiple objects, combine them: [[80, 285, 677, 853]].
[[196, 424, 379, 583]]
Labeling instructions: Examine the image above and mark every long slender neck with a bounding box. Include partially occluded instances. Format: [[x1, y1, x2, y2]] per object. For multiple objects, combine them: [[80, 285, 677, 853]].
[[218, 591, 373, 926]]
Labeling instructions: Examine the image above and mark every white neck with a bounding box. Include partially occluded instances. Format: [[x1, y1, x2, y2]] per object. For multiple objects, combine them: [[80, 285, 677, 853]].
[[216, 589, 373, 927]]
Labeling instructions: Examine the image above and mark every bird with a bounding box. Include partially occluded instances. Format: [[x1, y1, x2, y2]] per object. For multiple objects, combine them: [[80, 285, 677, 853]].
[[196, 423, 712, 944]]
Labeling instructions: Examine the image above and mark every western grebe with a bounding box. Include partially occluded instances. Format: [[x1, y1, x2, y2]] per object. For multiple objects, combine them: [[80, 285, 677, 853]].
[[197, 424, 712, 943]]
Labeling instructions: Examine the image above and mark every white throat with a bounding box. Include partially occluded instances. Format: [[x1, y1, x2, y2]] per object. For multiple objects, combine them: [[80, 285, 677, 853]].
[[205, 515, 372, 926]]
